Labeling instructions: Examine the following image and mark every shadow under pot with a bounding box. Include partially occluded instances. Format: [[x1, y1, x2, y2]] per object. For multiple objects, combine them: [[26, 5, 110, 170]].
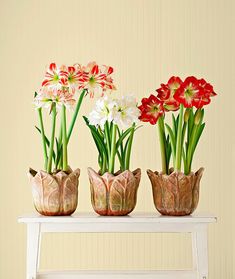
[[147, 168, 204, 216], [87, 168, 141, 216], [28, 167, 80, 216]]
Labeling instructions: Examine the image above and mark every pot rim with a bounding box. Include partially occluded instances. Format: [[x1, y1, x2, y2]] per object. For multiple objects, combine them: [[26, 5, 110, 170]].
[[147, 167, 204, 178], [28, 166, 80, 178], [87, 167, 141, 177]]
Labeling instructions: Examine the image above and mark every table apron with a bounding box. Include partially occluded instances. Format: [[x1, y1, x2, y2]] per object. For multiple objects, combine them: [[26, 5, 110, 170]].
[[39, 222, 207, 233]]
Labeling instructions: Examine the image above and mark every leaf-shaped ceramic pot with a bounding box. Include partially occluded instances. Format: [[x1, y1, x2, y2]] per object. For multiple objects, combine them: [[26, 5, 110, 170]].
[[147, 168, 204, 216], [88, 168, 141, 216], [28, 167, 80, 216]]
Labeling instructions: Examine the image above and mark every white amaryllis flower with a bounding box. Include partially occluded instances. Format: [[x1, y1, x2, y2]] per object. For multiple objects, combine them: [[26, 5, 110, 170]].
[[88, 95, 140, 130], [88, 96, 117, 129], [112, 96, 140, 130]]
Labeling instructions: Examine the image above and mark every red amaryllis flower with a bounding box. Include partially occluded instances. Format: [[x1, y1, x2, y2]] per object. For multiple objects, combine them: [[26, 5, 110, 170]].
[[191, 79, 216, 108], [42, 63, 67, 88], [198, 78, 217, 97], [174, 76, 217, 109], [156, 76, 182, 111], [138, 95, 165, 125], [78, 62, 116, 97], [174, 76, 201, 108]]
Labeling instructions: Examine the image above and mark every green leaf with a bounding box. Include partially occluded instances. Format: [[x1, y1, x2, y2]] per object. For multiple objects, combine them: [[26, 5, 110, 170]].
[[181, 122, 187, 149], [191, 123, 205, 156], [117, 127, 125, 159], [188, 109, 194, 141], [116, 127, 133, 150], [117, 150, 125, 171], [165, 134, 172, 167], [123, 137, 130, 166], [83, 116, 108, 161], [172, 114, 177, 136], [165, 123, 176, 156], [182, 148, 187, 171], [35, 126, 56, 163], [104, 122, 111, 155]]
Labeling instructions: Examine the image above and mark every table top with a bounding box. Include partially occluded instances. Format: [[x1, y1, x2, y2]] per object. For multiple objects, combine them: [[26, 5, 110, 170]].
[[18, 212, 217, 224]]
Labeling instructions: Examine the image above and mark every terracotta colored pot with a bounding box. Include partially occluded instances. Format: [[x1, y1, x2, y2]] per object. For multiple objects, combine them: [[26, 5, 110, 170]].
[[28, 167, 80, 216], [147, 168, 204, 216], [87, 168, 141, 216]]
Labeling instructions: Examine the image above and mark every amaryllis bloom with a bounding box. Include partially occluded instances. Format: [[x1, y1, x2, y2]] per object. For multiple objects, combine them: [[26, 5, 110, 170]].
[[138, 94, 165, 125], [198, 78, 217, 98], [88, 96, 117, 129], [191, 79, 216, 108], [112, 96, 140, 130], [34, 87, 76, 110], [64, 64, 83, 92], [174, 76, 216, 109], [101, 65, 116, 92], [79, 62, 116, 97], [156, 76, 182, 111], [174, 76, 201, 108], [42, 63, 67, 88], [88, 95, 140, 130]]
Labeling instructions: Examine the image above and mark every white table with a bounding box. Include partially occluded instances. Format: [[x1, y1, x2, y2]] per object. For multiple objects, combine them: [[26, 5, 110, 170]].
[[18, 213, 216, 279]]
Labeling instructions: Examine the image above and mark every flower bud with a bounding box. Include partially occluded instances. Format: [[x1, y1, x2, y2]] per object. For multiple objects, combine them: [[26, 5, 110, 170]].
[[194, 109, 202, 125], [184, 109, 190, 122]]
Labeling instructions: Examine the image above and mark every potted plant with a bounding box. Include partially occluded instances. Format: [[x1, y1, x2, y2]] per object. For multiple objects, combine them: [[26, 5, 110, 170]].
[[29, 62, 115, 216], [139, 76, 217, 216], [84, 95, 141, 216]]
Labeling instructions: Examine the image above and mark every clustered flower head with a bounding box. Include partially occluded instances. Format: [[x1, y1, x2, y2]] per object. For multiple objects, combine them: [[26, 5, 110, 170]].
[[34, 62, 116, 110], [88, 95, 140, 130], [78, 62, 116, 97], [139, 76, 216, 125]]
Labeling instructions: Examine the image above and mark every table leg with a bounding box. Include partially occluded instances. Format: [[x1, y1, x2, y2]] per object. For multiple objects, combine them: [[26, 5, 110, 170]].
[[26, 223, 41, 279], [192, 226, 208, 279]]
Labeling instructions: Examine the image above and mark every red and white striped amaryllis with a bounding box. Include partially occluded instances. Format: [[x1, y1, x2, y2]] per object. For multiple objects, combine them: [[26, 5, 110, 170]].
[[61, 64, 83, 93], [37, 62, 116, 109], [34, 87, 76, 110], [42, 63, 68, 89], [79, 62, 116, 97], [42, 63, 83, 92]]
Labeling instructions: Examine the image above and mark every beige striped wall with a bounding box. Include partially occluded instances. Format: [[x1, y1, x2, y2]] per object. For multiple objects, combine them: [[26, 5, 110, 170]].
[[0, 0, 234, 278]]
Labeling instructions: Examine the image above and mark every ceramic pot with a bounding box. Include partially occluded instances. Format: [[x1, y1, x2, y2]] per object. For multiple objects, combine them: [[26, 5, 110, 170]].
[[147, 168, 204, 216], [87, 168, 141, 216], [28, 167, 80, 216]]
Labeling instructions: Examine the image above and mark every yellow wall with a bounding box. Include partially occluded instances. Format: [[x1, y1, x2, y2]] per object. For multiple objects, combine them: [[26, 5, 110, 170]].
[[0, 0, 234, 278]]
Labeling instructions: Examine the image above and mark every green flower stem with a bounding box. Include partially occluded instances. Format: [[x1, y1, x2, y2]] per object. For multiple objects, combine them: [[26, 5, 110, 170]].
[[55, 121, 63, 169], [67, 89, 86, 143], [62, 105, 68, 172], [186, 123, 199, 175], [108, 124, 117, 173], [175, 104, 184, 172], [47, 104, 56, 173], [104, 123, 111, 157], [158, 116, 167, 174], [101, 153, 107, 175], [125, 126, 134, 170], [38, 108, 48, 170], [59, 152, 63, 170]]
